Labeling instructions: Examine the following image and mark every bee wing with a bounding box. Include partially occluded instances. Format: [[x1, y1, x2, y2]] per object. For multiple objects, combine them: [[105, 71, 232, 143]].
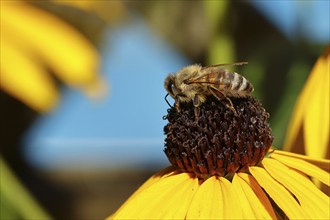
[[186, 68, 229, 86], [187, 62, 247, 85], [200, 61, 248, 70]]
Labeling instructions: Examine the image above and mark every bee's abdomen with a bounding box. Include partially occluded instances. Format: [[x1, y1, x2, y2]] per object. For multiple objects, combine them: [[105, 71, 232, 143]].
[[226, 72, 253, 97]]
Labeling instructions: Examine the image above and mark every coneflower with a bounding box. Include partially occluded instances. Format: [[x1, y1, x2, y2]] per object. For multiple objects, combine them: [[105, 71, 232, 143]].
[[108, 94, 329, 219]]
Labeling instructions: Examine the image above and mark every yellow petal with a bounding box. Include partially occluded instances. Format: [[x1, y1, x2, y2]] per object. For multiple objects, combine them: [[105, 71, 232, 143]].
[[111, 172, 198, 219], [231, 174, 257, 219], [233, 174, 276, 219], [219, 177, 243, 219], [304, 50, 329, 158], [186, 176, 223, 219], [132, 166, 178, 195], [108, 166, 176, 218], [2, 2, 100, 89], [270, 152, 330, 186], [237, 173, 277, 219], [284, 47, 330, 159], [262, 158, 330, 219], [272, 150, 330, 171], [282, 87, 306, 153], [249, 166, 306, 219], [0, 40, 58, 112], [156, 176, 198, 219]]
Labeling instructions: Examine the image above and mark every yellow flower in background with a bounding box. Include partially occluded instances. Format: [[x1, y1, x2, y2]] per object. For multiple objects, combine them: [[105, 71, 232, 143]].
[[283, 47, 329, 159], [108, 96, 330, 219], [0, 1, 107, 112], [0, 1, 125, 219]]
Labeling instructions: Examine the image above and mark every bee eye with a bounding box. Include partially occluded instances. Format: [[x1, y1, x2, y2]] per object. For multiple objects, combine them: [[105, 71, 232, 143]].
[[167, 82, 173, 92], [166, 80, 174, 95]]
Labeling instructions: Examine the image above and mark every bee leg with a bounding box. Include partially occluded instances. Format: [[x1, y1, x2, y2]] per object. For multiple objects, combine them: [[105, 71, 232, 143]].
[[193, 94, 201, 120], [208, 86, 237, 116], [223, 97, 238, 116], [174, 101, 181, 112]]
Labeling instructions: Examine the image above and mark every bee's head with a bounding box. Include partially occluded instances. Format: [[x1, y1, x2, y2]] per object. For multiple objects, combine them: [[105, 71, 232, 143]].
[[165, 65, 202, 104]]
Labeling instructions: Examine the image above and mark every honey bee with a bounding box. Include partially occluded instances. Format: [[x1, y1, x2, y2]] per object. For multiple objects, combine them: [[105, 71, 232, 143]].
[[164, 62, 253, 117]]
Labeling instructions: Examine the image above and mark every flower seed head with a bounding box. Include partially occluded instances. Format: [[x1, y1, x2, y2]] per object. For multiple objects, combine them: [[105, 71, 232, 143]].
[[163, 97, 273, 180]]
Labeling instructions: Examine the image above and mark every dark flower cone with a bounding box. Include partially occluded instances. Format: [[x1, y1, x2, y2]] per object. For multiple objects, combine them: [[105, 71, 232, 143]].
[[164, 97, 273, 180]]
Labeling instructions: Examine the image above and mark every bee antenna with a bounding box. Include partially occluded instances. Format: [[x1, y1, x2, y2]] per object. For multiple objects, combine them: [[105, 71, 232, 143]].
[[165, 93, 173, 107]]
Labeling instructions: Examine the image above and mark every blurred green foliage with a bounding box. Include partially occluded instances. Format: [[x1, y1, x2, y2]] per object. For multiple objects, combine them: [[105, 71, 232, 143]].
[[204, 1, 235, 65], [1, 158, 52, 219]]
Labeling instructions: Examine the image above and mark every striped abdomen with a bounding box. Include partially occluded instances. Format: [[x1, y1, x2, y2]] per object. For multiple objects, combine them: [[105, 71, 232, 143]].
[[222, 71, 254, 97], [190, 69, 254, 97]]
